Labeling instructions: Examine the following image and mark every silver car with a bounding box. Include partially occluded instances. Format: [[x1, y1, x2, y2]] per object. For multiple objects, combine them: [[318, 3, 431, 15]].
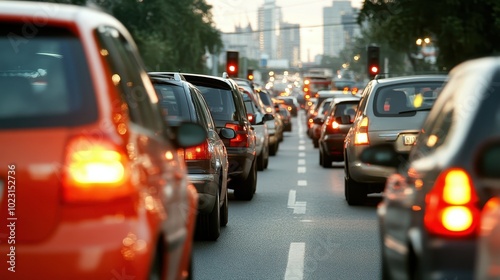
[[344, 75, 447, 205]]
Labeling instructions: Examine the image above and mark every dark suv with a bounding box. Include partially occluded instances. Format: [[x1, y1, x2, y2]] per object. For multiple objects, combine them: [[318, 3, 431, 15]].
[[183, 73, 258, 200], [149, 72, 236, 240]]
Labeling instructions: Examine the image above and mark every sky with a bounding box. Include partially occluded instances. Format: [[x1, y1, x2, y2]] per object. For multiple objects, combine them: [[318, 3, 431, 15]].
[[205, 0, 363, 63]]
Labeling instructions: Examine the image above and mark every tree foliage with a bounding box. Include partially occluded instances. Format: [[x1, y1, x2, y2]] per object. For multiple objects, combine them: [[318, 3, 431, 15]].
[[33, 0, 222, 73], [359, 0, 500, 70]]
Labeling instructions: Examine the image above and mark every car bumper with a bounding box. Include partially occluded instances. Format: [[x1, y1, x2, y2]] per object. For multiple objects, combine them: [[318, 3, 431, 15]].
[[227, 147, 254, 183], [0, 217, 154, 279], [349, 158, 395, 184], [188, 173, 218, 213], [320, 134, 345, 158], [0, 187, 198, 280]]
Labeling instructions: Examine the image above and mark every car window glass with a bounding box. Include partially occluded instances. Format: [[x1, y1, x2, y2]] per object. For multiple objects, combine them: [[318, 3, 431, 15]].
[[153, 83, 190, 123], [190, 87, 212, 129], [0, 23, 97, 129], [96, 26, 161, 132], [373, 82, 444, 117], [197, 85, 237, 121]]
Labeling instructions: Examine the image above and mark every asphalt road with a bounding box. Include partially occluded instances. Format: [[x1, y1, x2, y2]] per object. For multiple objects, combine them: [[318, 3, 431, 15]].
[[193, 110, 382, 280]]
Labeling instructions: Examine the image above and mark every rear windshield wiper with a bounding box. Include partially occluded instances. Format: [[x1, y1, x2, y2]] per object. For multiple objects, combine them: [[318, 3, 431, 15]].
[[398, 107, 432, 114]]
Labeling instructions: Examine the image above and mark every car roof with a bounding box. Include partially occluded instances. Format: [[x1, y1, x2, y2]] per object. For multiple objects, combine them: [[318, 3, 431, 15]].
[[181, 73, 236, 90], [372, 74, 447, 85], [0, 2, 128, 34]]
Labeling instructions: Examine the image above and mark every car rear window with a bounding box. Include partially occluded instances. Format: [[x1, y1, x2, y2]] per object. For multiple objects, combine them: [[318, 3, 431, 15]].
[[153, 83, 191, 123], [197, 85, 237, 121], [373, 82, 444, 117], [0, 23, 97, 129]]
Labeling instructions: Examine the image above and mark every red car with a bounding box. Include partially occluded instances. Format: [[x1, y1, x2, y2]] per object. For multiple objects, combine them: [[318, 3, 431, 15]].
[[0, 2, 205, 279]]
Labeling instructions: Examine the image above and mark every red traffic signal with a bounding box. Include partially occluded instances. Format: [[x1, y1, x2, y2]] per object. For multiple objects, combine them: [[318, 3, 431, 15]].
[[367, 46, 380, 79], [226, 51, 239, 77]]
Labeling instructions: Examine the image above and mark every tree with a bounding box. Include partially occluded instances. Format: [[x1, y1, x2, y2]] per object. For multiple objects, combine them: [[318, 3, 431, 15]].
[[32, 0, 222, 73], [359, 0, 500, 71]]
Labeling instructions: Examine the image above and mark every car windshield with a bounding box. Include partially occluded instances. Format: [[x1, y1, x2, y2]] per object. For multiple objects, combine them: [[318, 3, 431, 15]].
[[373, 82, 444, 116], [0, 24, 97, 129]]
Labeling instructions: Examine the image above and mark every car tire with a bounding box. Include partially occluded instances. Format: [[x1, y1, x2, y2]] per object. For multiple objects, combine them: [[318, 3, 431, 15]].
[[196, 190, 220, 241], [269, 142, 278, 156], [257, 148, 266, 171], [321, 152, 331, 168], [344, 164, 365, 205], [234, 160, 257, 201], [319, 151, 323, 166], [220, 187, 228, 227], [313, 138, 319, 148]]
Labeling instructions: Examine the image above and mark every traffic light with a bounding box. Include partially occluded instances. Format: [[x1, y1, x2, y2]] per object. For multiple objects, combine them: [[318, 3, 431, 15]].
[[367, 45, 380, 79], [247, 68, 254, 80], [226, 51, 239, 77]]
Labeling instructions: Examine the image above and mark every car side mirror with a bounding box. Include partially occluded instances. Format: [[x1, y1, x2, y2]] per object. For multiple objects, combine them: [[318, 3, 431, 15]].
[[477, 140, 500, 179], [359, 143, 403, 168], [312, 117, 324, 125], [173, 122, 207, 148], [262, 113, 274, 122], [219, 127, 236, 139]]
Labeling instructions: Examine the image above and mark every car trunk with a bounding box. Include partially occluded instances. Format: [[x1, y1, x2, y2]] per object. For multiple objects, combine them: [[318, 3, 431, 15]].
[[0, 129, 68, 243]]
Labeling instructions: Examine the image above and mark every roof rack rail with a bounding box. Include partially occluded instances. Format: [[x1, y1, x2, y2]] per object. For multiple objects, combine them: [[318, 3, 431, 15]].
[[147, 72, 186, 81], [374, 71, 449, 81], [222, 72, 229, 79]]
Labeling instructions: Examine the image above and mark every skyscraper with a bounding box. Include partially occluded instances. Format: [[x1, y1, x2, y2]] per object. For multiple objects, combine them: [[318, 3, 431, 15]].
[[258, 0, 281, 59], [323, 1, 353, 56], [280, 22, 301, 67]]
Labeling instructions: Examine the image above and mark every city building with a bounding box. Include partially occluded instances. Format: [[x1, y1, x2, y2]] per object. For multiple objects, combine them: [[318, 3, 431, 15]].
[[323, 1, 356, 57]]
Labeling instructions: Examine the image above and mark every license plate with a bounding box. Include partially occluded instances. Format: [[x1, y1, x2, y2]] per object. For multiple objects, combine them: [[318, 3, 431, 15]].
[[403, 135, 417, 146]]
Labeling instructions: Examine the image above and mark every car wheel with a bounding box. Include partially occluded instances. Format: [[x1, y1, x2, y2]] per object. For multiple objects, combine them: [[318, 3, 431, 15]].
[[257, 150, 265, 171], [319, 151, 323, 166], [313, 138, 319, 148], [269, 142, 278, 156], [220, 187, 228, 227], [344, 164, 365, 205], [196, 189, 220, 241], [322, 152, 331, 168], [234, 160, 257, 201], [264, 149, 269, 169]]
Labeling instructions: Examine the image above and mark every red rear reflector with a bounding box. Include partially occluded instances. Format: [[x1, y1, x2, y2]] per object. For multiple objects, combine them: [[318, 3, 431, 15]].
[[424, 168, 479, 237], [62, 136, 132, 202]]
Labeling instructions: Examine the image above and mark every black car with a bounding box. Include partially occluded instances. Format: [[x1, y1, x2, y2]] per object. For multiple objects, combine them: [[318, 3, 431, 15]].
[[276, 96, 300, 117], [182, 73, 258, 201], [317, 96, 360, 167], [149, 72, 235, 240], [359, 57, 500, 279]]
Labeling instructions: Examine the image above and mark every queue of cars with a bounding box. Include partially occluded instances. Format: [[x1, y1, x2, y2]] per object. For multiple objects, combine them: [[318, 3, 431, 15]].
[[0, 2, 295, 279]]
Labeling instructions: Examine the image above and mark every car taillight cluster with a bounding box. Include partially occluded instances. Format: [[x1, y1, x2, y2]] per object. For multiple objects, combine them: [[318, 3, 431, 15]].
[[354, 116, 369, 145], [424, 168, 480, 237], [62, 136, 132, 203], [184, 140, 210, 160], [225, 123, 249, 147], [325, 118, 340, 132]]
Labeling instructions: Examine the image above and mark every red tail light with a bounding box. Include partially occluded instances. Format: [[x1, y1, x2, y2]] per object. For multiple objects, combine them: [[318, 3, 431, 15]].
[[62, 136, 132, 203], [424, 168, 480, 237], [354, 117, 369, 145], [184, 140, 210, 160], [325, 118, 340, 131], [225, 123, 249, 147]]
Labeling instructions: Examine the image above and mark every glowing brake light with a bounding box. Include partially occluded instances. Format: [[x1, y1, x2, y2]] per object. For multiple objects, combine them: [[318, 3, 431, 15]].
[[62, 136, 131, 202], [354, 117, 369, 145], [184, 140, 210, 160], [331, 121, 340, 130], [424, 168, 480, 237], [225, 123, 249, 147]]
